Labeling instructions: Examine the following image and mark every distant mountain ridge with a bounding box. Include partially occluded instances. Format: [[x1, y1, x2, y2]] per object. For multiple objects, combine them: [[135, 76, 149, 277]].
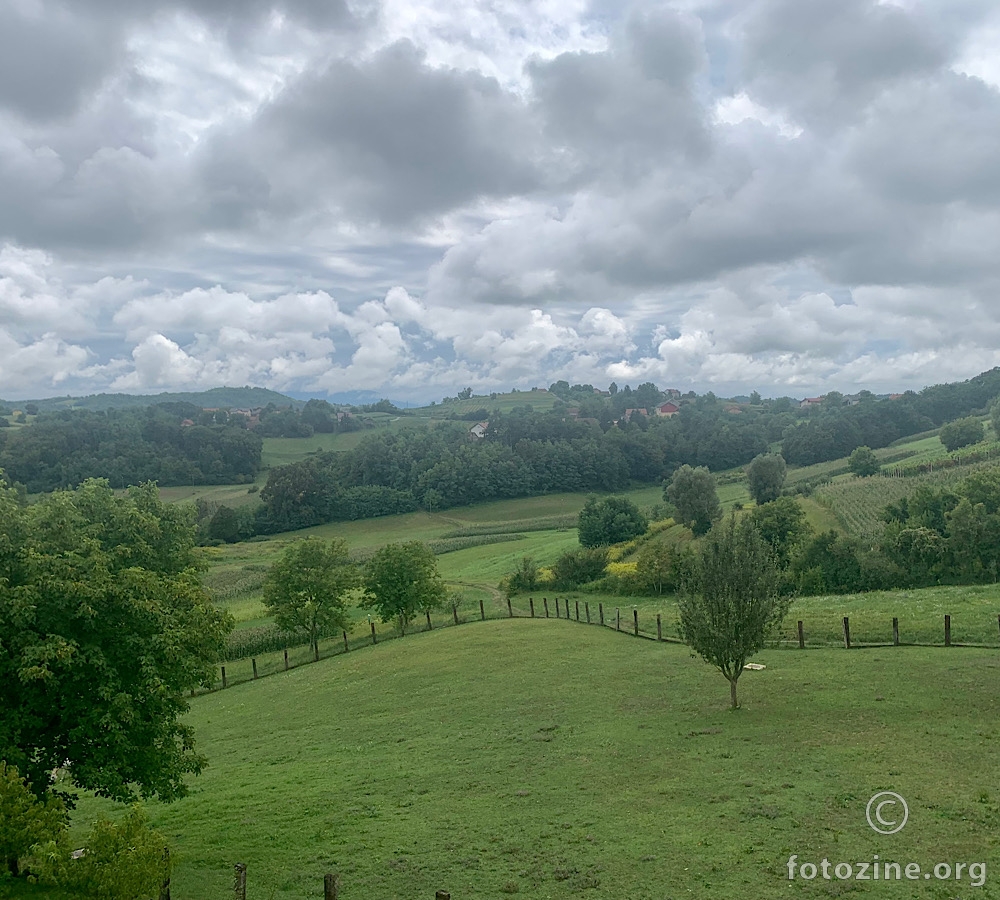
[[7, 387, 303, 412]]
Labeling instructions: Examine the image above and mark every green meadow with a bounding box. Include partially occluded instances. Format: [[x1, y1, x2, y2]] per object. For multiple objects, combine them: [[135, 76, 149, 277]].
[[16, 621, 1000, 899]]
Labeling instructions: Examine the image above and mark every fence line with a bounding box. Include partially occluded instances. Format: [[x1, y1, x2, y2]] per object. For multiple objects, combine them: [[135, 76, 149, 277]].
[[227, 864, 456, 900], [199, 598, 1000, 695]]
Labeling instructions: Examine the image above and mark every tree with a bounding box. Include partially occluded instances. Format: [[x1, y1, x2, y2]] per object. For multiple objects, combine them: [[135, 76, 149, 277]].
[[361, 542, 446, 634], [749, 390, 762, 405], [0, 479, 232, 802], [665, 465, 722, 535], [577, 495, 649, 547], [939, 417, 985, 452], [746, 453, 787, 505], [750, 497, 810, 567], [678, 516, 790, 709], [635, 541, 677, 595], [264, 538, 358, 659], [207, 504, 240, 543], [848, 445, 880, 477]]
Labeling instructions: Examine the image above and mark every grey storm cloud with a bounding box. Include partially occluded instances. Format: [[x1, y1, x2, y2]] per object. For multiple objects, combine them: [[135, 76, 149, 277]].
[[3, 0, 1000, 400], [245, 39, 542, 224]]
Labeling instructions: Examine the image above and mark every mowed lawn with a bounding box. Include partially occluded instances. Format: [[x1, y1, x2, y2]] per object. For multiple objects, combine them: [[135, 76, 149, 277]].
[[24, 621, 1000, 900]]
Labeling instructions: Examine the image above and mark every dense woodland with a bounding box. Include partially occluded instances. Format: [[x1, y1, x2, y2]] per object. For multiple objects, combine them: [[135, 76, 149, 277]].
[[0, 405, 262, 493], [254, 370, 1000, 532]]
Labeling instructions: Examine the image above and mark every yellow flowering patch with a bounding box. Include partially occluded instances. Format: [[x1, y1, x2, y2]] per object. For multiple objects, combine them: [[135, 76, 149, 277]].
[[606, 561, 638, 576]]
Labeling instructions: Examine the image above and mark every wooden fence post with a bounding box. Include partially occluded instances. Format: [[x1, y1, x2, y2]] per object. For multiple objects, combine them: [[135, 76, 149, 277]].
[[159, 848, 170, 900], [221, 666, 227, 689], [797, 620, 804, 649], [656, 613, 662, 642], [616, 607, 620, 631], [633, 607, 639, 636], [370, 621, 377, 644], [453, 603, 459, 626], [544, 597, 549, 618], [599, 603, 604, 626], [530, 597, 535, 617], [585, 602, 591, 623], [284, 648, 289, 670], [892, 617, 899, 646], [555, 597, 560, 618], [324, 873, 339, 900], [507, 597, 513, 618], [480, 598, 485, 621], [842, 616, 851, 650], [252, 658, 258, 680], [234, 863, 247, 900], [945, 614, 951, 647], [997, 613, 1000, 640], [575, 600, 580, 621]]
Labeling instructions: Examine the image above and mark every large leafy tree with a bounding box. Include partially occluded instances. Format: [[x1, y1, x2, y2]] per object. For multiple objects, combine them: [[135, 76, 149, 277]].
[[361, 542, 446, 634], [678, 516, 791, 709], [0, 479, 232, 802], [745, 453, 786, 505], [665, 465, 721, 536], [577, 495, 648, 547], [263, 538, 358, 658]]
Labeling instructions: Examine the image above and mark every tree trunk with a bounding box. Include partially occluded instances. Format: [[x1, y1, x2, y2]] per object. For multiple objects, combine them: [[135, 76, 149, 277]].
[[730, 678, 738, 710], [8, 857, 19, 877]]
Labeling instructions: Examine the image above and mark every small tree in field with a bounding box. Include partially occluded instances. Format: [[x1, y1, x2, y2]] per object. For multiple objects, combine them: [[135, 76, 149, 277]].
[[578, 495, 648, 547], [264, 538, 358, 659], [665, 465, 721, 535], [746, 453, 786, 505], [362, 542, 446, 634], [848, 445, 880, 477], [678, 516, 791, 709], [939, 417, 985, 452]]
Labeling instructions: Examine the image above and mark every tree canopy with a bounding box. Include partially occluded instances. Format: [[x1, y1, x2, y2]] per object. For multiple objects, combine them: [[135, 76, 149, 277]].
[[361, 542, 446, 634], [665, 465, 721, 535], [263, 538, 358, 659], [847, 445, 880, 477], [577, 495, 648, 547], [745, 453, 786, 505], [0, 478, 232, 801], [678, 516, 790, 709], [939, 417, 985, 452]]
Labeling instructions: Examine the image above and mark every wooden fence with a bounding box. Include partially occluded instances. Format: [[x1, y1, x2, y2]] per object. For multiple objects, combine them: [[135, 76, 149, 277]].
[[225, 865, 453, 899], [205, 596, 1000, 695]]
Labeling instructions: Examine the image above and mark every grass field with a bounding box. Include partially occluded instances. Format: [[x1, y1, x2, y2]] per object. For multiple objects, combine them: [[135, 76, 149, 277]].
[[15, 621, 1000, 900]]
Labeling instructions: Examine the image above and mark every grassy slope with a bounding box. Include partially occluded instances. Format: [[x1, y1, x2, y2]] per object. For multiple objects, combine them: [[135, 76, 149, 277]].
[[22, 622, 1000, 900]]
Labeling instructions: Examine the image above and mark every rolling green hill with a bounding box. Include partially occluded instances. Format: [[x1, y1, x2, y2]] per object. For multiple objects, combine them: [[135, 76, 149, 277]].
[[23, 621, 1000, 899]]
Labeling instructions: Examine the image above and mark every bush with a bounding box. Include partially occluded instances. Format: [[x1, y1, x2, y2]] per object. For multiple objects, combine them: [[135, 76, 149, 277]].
[[33, 806, 170, 900], [551, 547, 609, 589], [940, 417, 985, 452], [577, 496, 648, 548], [0, 762, 68, 877], [848, 446, 880, 477]]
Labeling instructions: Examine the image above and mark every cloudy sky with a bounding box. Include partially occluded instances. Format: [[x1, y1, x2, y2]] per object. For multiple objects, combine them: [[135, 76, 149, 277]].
[[2, 0, 1000, 402]]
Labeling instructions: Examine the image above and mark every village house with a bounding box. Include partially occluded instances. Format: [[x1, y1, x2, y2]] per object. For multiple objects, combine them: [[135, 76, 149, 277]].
[[655, 402, 680, 417], [799, 396, 825, 409], [469, 421, 488, 439]]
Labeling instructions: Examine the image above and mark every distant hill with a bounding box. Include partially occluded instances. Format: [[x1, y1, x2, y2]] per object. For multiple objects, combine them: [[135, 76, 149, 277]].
[[8, 387, 302, 412]]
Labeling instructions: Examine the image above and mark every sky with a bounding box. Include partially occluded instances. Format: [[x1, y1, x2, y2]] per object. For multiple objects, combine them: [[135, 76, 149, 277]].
[[3, 0, 1000, 403]]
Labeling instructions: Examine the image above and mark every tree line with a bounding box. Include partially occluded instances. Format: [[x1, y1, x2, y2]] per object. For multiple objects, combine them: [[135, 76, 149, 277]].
[[0, 405, 262, 492]]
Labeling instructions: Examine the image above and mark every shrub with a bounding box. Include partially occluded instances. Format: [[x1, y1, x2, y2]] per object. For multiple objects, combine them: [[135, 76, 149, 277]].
[[578, 496, 648, 548], [940, 417, 985, 452], [58, 807, 169, 900], [0, 762, 68, 877]]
